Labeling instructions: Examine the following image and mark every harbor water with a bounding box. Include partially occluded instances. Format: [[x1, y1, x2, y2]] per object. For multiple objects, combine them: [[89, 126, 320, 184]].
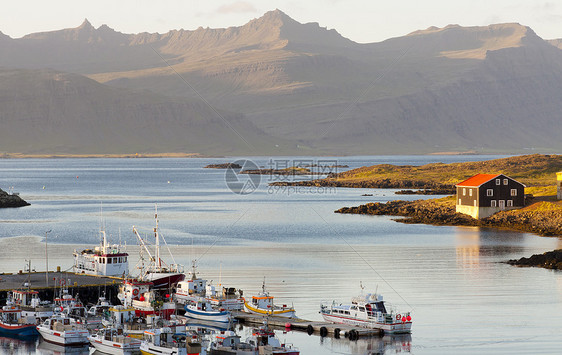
[[0, 156, 561, 354]]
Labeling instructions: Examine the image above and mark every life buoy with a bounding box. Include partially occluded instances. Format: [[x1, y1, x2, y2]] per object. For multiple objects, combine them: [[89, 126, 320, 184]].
[[60, 279, 66, 286], [396, 314, 401, 320], [132, 289, 139, 297]]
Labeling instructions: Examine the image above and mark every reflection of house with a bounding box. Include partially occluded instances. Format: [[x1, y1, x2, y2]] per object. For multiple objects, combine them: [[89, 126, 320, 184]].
[[456, 174, 525, 219], [557, 172, 562, 200]]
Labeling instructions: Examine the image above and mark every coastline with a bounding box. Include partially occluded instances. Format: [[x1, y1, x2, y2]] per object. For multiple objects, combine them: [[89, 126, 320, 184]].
[[0, 152, 209, 159], [335, 197, 562, 237]]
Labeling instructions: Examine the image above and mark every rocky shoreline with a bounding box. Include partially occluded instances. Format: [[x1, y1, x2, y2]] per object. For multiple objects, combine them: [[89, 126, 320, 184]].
[[335, 199, 562, 237], [507, 250, 562, 270], [204, 163, 242, 169], [270, 178, 454, 193], [0, 188, 30, 208]]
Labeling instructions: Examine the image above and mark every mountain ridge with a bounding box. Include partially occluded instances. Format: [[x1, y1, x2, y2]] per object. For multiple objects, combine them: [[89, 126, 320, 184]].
[[1, 11, 562, 155]]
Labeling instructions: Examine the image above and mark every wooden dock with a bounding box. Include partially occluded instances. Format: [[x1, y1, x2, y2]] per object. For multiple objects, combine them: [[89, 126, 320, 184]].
[[0, 271, 122, 305], [232, 311, 382, 340]]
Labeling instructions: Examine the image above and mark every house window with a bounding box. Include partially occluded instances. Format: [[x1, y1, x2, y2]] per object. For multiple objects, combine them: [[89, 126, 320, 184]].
[[503, 179, 508, 185], [491, 200, 497, 207], [507, 200, 513, 207], [458, 198, 461, 204], [474, 200, 477, 207], [463, 188, 466, 196], [511, 189, 517, 196], [487, 189, 493, 196], [496, 179, 500, 185], [469, 189, 473, 196]]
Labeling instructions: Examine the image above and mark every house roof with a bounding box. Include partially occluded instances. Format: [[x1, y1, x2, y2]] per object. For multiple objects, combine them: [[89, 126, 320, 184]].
[[456, 174, 500, 187]]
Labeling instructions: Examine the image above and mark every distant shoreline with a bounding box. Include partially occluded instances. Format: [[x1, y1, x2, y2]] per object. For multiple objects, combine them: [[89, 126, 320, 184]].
[[0, 152, 211, 159]]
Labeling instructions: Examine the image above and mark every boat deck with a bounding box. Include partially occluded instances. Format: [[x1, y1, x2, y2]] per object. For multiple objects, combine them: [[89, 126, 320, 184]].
[[232, 311, 382, 339]]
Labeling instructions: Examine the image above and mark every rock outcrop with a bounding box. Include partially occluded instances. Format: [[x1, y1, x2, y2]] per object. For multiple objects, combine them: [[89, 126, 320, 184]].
[[507, 250, 562, 270], [0, 188, 30, 208]]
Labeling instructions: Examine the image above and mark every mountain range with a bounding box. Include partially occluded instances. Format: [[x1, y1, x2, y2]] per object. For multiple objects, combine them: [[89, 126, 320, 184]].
[[1, 9, 562, 155]]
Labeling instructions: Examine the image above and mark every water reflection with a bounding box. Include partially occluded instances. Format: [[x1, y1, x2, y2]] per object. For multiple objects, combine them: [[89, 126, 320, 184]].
[[323, 334, 412, 354], [36, 338, 89, 354], [0, 335, 37, 354]]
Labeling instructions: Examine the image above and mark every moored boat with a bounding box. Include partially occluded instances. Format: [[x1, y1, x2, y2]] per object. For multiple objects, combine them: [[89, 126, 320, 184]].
[[243, 281, 296, 318], [320, 289, 412, 334], [140, 327, 202, 355], [0, 305, 38, 337], [133, 206, 184, 289], [36, 313, 89, 346], [244, 322, 299, 355], [89, 327, 142, 355], [184, 299, 231, 324], [73, 226, 129, 277], [11, 289, 53, 322]]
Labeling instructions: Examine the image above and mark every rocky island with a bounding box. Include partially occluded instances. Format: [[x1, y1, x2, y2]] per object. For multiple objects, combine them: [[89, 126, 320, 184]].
[[204, 163, 242, 169], [0, 188, 30, 208], [507, 250, 562, 270]]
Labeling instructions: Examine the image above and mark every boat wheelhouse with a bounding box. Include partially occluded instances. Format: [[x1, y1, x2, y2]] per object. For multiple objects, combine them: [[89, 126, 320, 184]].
[[89, 327, 141, 355], [320, 291, 412, 334], [184, 299, 231, 324], [73, 228, 129, 277]]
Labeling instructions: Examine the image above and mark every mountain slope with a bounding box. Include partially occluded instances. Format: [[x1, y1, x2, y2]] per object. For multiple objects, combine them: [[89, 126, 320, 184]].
[[0, 68, 291, 155], [1, 11, 562, 155]]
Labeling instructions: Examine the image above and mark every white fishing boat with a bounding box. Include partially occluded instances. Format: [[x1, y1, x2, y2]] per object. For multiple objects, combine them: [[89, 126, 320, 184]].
[[140, 327, 202, 355], [243, 280, 296, 318], [89, 327, 142, 355], [133, 206, 184, 289], [73, 222, 129, 277], [11, 289, 53, 321], [184, 299, 231, 324], [118, 279, 176, 320], [243, 322, 299, 355], [36, 313, 89, 346], [320, 287, 412, 334], [174, 260, 244, 311]]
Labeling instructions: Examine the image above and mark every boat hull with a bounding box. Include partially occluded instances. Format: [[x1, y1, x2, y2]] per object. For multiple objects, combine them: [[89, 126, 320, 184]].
[[243, 302, 296, 318], [321, 313, 412, 333], [36, 326, 89, 346], [90, 335, 141, 355], [184, 307, 230, 324], [0, 323, 38, 336], [144, 272, 185, 289]]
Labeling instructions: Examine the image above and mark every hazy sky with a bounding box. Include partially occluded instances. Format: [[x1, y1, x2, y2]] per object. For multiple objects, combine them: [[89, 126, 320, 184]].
[[2, 0, 562, 42]]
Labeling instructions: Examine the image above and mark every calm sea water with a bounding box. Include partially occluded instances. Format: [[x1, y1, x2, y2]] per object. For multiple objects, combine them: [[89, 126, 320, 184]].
[[1, 156, 561, 355]]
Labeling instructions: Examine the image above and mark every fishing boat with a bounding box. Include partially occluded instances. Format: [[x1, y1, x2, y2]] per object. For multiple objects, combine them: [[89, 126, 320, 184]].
[[175, 260, 244, 311], [320, 288, 412, 334], [36, 313, 89, 346], [12, 289, 53, 321], [73, 226, 129, 277], [183, 299, 231, 324], [243, 322, 299, 355], [89, 327, 142, 355], [0, 305, 38, 336], [208, 330, 254, 355], [140, 327, 202, 355], [243, 281, 296, 318], [133, 206, 184, 289]]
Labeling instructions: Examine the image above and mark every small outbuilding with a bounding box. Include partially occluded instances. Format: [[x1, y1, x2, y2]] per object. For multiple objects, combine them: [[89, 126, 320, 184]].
[[455, 173, 525, 219]]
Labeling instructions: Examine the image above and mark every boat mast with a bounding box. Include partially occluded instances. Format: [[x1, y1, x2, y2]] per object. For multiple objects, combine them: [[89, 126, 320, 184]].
[[154, 204, 161, 269]]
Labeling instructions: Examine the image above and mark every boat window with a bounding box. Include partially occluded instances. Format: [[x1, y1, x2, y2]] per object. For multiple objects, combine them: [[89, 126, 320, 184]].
[[350, 306, 357, 310], [344, 311, 350, 315], [359, 306, 365, 312], [375, 301, 387, 314], [108, 258, 112, 264], [124, 257, 127, 262]]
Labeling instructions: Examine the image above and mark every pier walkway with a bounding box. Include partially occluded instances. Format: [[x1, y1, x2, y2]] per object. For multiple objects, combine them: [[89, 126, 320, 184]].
[[232, 311, 382, 339]]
